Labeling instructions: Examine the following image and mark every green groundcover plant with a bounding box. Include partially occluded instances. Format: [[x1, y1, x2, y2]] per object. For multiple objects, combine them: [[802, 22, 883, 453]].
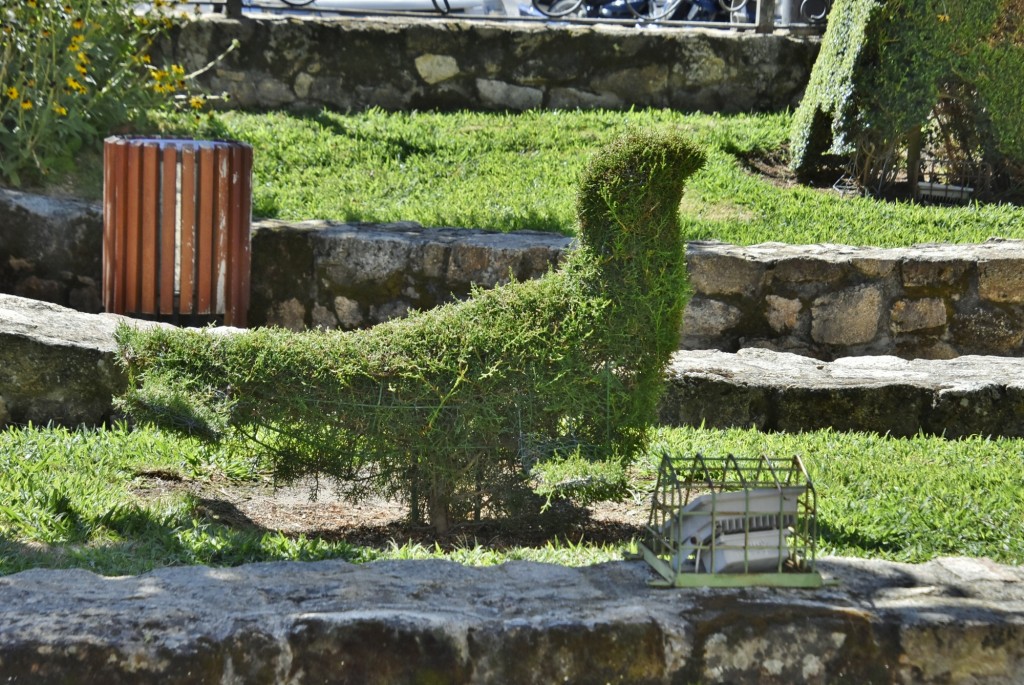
[[117, 131, 706, 535]]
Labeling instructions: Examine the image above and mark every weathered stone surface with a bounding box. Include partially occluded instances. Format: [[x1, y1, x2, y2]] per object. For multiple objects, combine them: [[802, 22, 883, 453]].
[[811, 285, 883, 346], [889, 297, 947, 333], [682, 240, 1024, 359], [0, 556, 1020, 684], [0, 188, 103, 313], [252, 220, 570, 331], [765, 294, 802, 333], [681, 298, 743, 341], [979, 258, 1024, 303], [0, 294, 164, 427], [662, 348, 1024, 438], [686, 244, 765, 297], [164, 16, 820, 115]]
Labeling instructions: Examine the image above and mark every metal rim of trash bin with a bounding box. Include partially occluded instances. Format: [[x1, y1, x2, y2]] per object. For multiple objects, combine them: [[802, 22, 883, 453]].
[[102, 135, 253, 327]]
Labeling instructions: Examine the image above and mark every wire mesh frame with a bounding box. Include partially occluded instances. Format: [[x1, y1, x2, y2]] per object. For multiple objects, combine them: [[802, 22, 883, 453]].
[[637, 451, 823, 588], [243, 364, 622, 522]]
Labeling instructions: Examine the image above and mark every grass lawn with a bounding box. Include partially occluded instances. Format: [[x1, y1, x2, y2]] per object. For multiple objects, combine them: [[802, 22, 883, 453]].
[[4, 109, 1022, 576], [1, 423, 1021, 576], [160, 108, 1024, 246]]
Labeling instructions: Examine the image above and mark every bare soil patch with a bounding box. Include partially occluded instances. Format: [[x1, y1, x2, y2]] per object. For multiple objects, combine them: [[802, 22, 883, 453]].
[[133, 470, 651, 552]]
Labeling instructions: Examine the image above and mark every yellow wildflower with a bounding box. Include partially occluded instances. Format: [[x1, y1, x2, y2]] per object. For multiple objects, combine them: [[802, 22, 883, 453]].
[[5, 86, 18, 100], [937, 13, 950, 22], [171, 64, 185, 77], [20, 99, 33, 110], [75, 63, 88, 75], [189, 95, 205, 109], [72, 17, 85, 29], [27, 0, 38, 7], [52, 103, 68, 116], [65, 75, 87, 94]]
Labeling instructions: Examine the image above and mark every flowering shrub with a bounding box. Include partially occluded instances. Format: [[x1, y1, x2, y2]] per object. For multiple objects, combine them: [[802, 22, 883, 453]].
[[0, 0, 207, 187]]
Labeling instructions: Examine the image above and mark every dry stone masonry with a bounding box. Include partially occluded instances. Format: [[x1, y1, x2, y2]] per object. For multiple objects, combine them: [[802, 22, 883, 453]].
[[682, 239, 1024, 360], [251, 220, 571, 331], [167, 15, 820, 114]]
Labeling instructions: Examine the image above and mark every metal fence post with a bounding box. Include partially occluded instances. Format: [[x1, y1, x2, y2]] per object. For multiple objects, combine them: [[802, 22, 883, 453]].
[[756, 0, 777, 33], [225, 0, 244, 19]]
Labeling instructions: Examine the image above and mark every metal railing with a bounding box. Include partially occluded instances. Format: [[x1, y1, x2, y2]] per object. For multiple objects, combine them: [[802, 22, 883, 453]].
[[185, 0, 829, 32]]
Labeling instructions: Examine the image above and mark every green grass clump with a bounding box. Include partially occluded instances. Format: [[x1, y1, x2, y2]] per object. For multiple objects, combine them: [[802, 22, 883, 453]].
[[161, 108, 1024, 247], [0, 424, 364, 576], [2, 423, 1021, 576], [650, 426, 1024, 565]]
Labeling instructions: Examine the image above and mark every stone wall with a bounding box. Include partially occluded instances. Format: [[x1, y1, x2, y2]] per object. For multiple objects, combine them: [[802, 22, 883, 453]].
[[683, 239, 1024, 360], [3, 556, 1024, 685], [0, 189, 103, 314], [251, 219, 570, 330], [6, 191, 1024, 361], [162, 15, 820, 113]]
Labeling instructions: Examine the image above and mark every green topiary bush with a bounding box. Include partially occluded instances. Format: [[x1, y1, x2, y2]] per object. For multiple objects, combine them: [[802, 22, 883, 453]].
[[791, 0, 1024, 198], [116, 131, 705, 534]]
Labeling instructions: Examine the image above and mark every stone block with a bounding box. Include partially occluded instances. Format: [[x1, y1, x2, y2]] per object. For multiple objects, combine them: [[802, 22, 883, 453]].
[[769, 257, 846, 287], [663, 348, 1024, 438], [765, 295, 802, 333], [682, 298, 743, 339], [978, 258, 1024, 304], [475, 78, 543, 110], [811, 285, 883, 346], [0, 294, 162, 427], [900, 259, 970, 289], [415, 54, 460, 84], [687, 246, 765, 297], [334, 295, 363, 330], [889, 297, 947, 334], [951, 304, 1024, 354], [9, 556, 1020, 684]]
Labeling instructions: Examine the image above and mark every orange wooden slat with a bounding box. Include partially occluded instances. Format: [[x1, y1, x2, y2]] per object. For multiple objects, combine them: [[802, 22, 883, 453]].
[[225, 143, 252, 327], [140, 143, 159, 314], [224, 144, 249, 326], [125, 142, 142, 313], [237, 144, 253, 326], [179, 146, 197, 315], [102, 139, 117, 313], [197, 146, 215, 314], [112, 140, 129, 314], [160, 145, 177, 315], [214, 144, 230, 316]]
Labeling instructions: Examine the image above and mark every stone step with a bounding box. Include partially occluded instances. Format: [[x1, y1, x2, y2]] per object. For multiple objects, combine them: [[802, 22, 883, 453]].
[[6, 293, 1024, 439], [0, 556, 1021, 684], [661, 348, 1024, 438]]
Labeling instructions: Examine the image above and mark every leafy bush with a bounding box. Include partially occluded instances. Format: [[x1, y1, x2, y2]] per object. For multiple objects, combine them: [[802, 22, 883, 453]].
[[117, 131, 705, 534], [0, 0, 208, 187], [791, 0, 1024, 198]]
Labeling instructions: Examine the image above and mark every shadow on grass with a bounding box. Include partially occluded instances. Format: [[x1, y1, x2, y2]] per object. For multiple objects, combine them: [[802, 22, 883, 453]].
[[817, 519, 909, 557], [0, 494, 364, 577]]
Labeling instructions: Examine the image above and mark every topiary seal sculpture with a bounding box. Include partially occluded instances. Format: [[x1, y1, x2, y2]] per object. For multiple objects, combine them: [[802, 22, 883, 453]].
[[116, 131, 705, 534]]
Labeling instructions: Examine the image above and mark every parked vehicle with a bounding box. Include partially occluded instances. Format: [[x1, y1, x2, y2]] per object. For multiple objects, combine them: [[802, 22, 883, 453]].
[[252, 0, 504, 14], [525, 0, 753, 22]]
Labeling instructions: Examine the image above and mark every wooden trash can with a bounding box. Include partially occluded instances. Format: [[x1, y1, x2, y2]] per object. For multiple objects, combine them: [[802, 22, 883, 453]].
[[103, 136, 253, 327]]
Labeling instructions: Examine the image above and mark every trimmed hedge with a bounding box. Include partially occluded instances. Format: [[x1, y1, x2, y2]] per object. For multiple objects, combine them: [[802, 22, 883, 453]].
[[791, 0, 1024, 197], [117, 132, 705, 534]]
